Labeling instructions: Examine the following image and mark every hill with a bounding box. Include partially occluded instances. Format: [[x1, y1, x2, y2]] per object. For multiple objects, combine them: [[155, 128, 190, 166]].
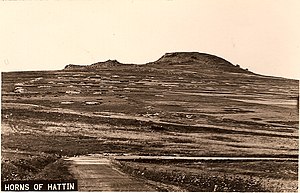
[[148, 52, 251, 74], [1, 51, 299, 191], [64, 52, 251, 74]]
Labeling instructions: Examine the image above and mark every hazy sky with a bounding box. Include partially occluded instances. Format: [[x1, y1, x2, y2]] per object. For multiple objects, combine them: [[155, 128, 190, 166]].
[[1, 0, 299, 79]]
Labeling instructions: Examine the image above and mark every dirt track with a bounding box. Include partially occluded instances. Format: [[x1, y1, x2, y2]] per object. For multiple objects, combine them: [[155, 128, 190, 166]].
[[65, 155, 156, 191]]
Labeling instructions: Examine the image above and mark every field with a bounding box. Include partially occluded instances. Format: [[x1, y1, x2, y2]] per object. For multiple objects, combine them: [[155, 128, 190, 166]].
[[1, 52, 299, 191]]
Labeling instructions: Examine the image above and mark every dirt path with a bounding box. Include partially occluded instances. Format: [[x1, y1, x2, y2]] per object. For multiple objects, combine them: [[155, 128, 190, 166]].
[[65, 155, 156, 191]]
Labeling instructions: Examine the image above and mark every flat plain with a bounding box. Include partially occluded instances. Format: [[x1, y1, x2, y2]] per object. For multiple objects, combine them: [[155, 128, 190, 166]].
[[1, 52, 299, 191]]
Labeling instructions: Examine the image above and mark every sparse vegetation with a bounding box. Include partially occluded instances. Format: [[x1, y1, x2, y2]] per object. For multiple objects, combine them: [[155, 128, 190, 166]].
[[113, 160, 298, 192], [1, 52, 298, 191], [114, 160, 268, 192], [1, 152, 73, 181]]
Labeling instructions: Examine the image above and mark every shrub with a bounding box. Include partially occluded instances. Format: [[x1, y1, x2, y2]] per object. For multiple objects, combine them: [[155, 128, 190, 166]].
[[115, 161, 268, 192]]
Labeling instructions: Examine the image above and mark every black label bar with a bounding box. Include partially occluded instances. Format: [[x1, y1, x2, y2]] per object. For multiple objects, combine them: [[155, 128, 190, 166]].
[[1, 180, 78, 191]]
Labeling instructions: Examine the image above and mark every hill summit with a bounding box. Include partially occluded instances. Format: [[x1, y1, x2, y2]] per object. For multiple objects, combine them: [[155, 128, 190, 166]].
[[148, 52, 250, 74], [155, 52, 230, 64], [64, 59, 125, 70]]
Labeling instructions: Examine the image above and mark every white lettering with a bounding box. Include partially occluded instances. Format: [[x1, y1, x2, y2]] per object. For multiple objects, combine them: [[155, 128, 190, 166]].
[[61, 183, 66, 190], [25, 184, 30, 191], [4, 184, 29, 191], [4, 184, 11, 191], [34, 183, 43, 190], [47, 182, 75, 191], [48, 183, 57, 191], [48, 183, 53, 190], [69, 183, 75, 190], [19, 184, 29, 191]]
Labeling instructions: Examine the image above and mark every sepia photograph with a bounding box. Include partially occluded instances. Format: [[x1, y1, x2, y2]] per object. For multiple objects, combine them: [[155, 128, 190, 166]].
[[1, 0, 299, 192]]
